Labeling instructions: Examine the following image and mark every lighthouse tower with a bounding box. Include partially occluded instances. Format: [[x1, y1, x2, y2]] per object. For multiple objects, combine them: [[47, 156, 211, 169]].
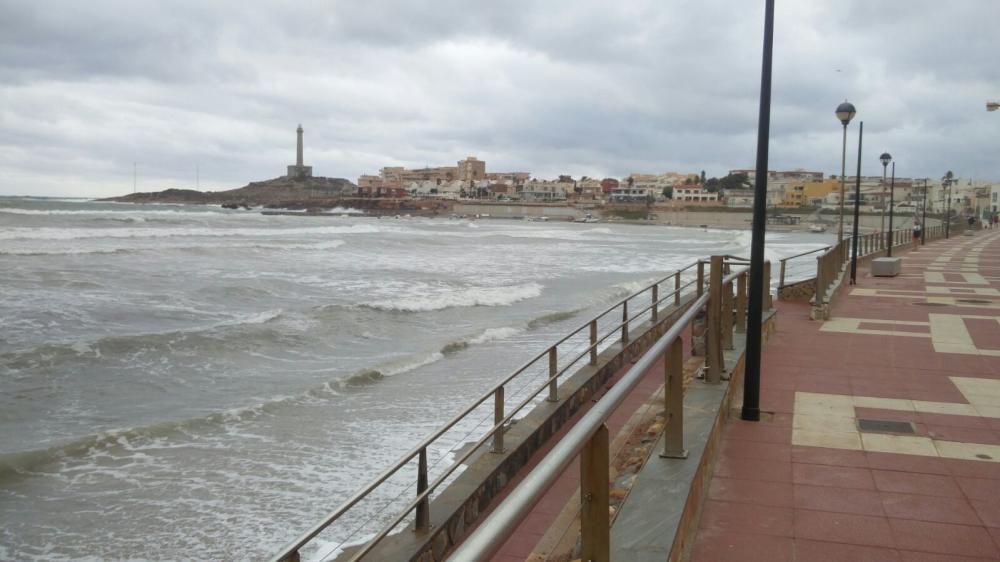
[[286, 124, 313, 179]]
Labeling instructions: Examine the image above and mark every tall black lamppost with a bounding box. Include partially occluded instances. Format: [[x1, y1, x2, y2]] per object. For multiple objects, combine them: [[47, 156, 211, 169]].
[[921, 179, 929, 245], [943, 171, 955, 238], [741, 0, 775, 423], [880, 153, 891, 249], [887, 162, 897, 256], [836, 102, 857, 240], [849, 122, 864, 285]]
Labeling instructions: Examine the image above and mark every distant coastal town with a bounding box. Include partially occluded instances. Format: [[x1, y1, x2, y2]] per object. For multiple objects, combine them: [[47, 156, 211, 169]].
[[109, 124, 1000, 228]]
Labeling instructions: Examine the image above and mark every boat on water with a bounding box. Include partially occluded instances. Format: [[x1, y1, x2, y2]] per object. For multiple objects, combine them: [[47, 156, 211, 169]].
[[808, 224, 827, 233], [574, 213, 599, 223]]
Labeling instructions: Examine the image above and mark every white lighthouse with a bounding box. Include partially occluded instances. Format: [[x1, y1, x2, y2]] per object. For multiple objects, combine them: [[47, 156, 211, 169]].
[[286, 124, 313, 179]]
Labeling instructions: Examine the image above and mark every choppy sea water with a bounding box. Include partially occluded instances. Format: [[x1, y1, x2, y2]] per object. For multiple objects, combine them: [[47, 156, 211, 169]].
[[0, 197, 831, 561]]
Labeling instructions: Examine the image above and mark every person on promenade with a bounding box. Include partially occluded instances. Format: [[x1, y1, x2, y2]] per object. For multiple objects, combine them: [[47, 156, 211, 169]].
[[912, 220, 922, 249]]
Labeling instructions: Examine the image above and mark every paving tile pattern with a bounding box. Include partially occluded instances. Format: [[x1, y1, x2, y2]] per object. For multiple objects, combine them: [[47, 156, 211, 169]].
[[692, 231, 1000, 561]]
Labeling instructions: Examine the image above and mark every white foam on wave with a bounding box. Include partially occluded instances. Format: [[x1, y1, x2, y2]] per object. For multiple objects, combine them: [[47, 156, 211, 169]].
[[381, 351, 445, 376], [258, 240, 346, 251], [0, 208, 229, 216], [0, 224, 382, 241], [469, 326, 523, 344], [0, 247, 129, 256], [367, 282, 543, 312], [215, 309, 283, 328]]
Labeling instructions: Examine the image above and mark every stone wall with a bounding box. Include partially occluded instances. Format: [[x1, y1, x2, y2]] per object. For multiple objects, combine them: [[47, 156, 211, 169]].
[[778, 278, 816, 302]]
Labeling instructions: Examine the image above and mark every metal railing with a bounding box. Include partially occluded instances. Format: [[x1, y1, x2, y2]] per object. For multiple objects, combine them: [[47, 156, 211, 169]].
[[777, 246, 830, 288], [814, 224, 951, 306], [271, 260, 714, 562], [449, 256, 763, 561]]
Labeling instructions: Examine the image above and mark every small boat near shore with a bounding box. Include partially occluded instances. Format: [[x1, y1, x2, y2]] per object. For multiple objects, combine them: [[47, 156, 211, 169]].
[[808, 224, 827, 233]]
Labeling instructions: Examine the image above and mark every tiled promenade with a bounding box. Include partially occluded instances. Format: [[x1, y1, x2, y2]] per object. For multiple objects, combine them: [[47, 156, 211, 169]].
[[692, 230, 1000, 561]]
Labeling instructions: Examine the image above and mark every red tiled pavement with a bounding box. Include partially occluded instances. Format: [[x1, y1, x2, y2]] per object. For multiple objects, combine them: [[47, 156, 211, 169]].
[[691, 231, 1000, 561]]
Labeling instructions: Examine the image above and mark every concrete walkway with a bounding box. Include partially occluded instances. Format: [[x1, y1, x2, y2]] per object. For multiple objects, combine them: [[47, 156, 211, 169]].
[[692, 230, 1000, 561]]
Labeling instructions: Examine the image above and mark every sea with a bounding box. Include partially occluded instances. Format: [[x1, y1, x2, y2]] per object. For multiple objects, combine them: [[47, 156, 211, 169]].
[[0, 196, 832, 561]]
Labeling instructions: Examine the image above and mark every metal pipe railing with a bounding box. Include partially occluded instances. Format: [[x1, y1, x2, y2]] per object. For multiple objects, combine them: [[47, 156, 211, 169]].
[[451, 256, 753, 561], [448, 291, 712, 561], [270, 258, 711, 562]]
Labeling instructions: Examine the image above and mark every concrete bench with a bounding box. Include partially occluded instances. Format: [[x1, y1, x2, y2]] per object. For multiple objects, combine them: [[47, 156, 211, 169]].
[[872, 257, 902, 277]]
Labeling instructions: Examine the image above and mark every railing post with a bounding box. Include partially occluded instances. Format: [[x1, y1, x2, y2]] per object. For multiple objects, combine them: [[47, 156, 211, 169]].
[[763, 260, 772, 311], [697, 261, 705, 297], [580, 424, 610, 562], [547, 347, 558, 402], [815, 255, 824, 304], [674, 271, 681, 306], [722, 280, 734, 350], [706, 255, 723, 384], [589, 319, 598, 365], [415, 447, 429, 531], [651, 284, 659, 323], [660, 338, 687, 458], [621, 300, 629, 345], [491, 386, 505, 453], [779, 259, 786, 288], [736, 272, 747, 334]]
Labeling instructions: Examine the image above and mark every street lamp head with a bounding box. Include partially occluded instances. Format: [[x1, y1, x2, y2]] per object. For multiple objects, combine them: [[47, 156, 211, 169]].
[[880, 153, 892, 167], [836, 101, 857, 125]]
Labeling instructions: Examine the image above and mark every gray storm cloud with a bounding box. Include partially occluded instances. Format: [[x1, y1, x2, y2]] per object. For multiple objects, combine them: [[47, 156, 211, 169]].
[[0, 0, 997, 196]]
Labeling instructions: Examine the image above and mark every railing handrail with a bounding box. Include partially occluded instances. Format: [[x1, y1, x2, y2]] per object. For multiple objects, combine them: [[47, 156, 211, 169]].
[[449, 291, 712, 560], [269, 258, 710, 562], [779, 245, 830, 263]]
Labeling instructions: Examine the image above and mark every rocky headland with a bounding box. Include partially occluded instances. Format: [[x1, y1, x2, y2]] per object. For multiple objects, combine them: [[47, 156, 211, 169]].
[[101, 176, 455, 214], [102, 176, 357, 208]]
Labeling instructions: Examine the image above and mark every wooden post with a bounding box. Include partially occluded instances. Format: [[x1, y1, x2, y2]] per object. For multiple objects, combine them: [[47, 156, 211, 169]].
[[736, 272, 747, 333], [763, 260, 772, 311], [589, 320, 598, 365], [491, 386, 504, 453], [815, 255, 824, 305], [706, 255, 723, 384], [652, 284, 659, 323], [547, 347, 558, 402], [674, 271, 681, 306], [580, 424, 610, 562], [779, 259, 786, 288], [621, 300, 629, 345], [660, 339, 688, 458], [415, 447, 429, 530], [722, 281, 734, 350], [697, 261, 705, 297]]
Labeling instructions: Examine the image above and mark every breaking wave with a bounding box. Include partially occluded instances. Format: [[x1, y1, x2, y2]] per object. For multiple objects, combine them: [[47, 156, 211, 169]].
[[0, 224, 382, 241], [365, 282, 543, 312], [0, 310, 285, 370], [440, 326, 524, 355], [0, 208, 232, 218]]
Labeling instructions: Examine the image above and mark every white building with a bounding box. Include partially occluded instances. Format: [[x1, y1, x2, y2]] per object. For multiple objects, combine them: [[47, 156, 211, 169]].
[[609, 186, 657, 202], [673, 185, 719, 203]]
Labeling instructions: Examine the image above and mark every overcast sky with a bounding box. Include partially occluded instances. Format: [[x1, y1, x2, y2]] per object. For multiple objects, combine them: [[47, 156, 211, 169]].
[[1, 0, 997, 197]]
